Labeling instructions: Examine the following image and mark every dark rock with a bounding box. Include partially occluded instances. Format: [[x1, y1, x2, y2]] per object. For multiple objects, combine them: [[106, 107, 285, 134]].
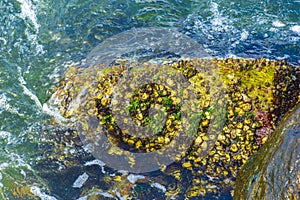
[[234, 103, 300, 199]]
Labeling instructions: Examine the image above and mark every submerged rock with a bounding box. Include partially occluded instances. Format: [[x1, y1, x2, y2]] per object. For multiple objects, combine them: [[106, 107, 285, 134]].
[[42, 57, 300, 199], [234, 103, 300, 200]]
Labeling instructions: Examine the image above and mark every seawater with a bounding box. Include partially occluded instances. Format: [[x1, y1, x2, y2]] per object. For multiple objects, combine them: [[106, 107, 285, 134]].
[[0, 0, 299, 199]]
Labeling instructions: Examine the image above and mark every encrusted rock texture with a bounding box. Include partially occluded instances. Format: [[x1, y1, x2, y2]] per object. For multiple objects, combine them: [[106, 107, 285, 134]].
[[43, 58, 300, 199]]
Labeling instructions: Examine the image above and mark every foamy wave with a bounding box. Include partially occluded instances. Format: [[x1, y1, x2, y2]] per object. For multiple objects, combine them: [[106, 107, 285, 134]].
[[17, 66, 43, 109], [17, 0, 39, 30], [0, 94, 20, 115], [17, 0, 44, 54]]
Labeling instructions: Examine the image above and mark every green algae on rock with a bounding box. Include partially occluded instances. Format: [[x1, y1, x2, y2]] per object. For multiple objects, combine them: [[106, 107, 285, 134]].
[[234, 103, 300, 200], [45, 58, 300, 198]]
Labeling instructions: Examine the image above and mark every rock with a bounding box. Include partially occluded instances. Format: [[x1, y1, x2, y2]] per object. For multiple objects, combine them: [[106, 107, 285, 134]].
[[44, 57, 300, 198], [234, 103, 300, 200]]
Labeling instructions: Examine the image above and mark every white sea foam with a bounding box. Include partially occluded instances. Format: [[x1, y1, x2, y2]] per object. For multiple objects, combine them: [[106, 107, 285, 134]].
[[17, 66, 43, 109], [152, 182, 166, 192], [209, 2, 232, 32], [30, 186, 57, 200], [84, 159, 106, 173], [17, 0, 39, 30], [42, 103, 68, 123], [272, 20, 285, 27], [17, 0, 44, 54], [0, 94, 20, 115], [291, 25, 300, 35], [72, 173, 89, 188], [84, 159, 105, 167], [240, 30, 249, 41], [127, 174, 145, 184], [0, 131, 12, 140], [0, 172, 2, 187]]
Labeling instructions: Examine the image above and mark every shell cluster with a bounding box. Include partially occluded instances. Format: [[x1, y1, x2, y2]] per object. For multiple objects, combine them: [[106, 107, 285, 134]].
[[46, 58, 300, 198]]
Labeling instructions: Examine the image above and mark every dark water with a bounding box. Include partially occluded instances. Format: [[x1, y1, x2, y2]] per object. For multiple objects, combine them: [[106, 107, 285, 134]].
[[0, 0, 299, 199]]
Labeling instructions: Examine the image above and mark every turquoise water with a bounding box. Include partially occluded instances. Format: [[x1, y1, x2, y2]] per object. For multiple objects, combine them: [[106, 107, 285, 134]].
[[0, 0, 299, 199]]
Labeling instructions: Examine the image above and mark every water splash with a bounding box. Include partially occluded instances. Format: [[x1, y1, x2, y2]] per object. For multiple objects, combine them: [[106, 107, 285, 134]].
[[17, 0, 44, 54]]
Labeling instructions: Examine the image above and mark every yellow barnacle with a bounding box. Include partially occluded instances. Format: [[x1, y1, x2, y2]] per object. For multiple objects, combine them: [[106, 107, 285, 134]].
[[114, 176, 122, 182], [261, 136, 269, 144], [202, 135, 209, 141], [152, 90, 159, 98], [136, 113, 143, 120], [166, 119, 172, 127], [243, 125, 250, 131], [101, 98, 108, 106], [246, 130, 254, 136], [218, 134, 226, 142], [213, 154, 220, 162], [223, 126, 230, 133], [236, 122, 243, 129], [227, 109, 235, 118], [194, 157, 202, 163], [225, 153, 231, 163], [128, 156, 135, 166], [157, 97, 163, 103], [127, 139, 135, 146], [236, 129, 242, 136], [157, 136, 165, 144], [238, 108, 245, 116], [194, 136, 203, 145], [202, 119, 209, 127], [182, 161, 192, 169], [146, 84, 152, 92], [201, 158, 207, 166], [242, 103, 251, 111], [230, 144, 239, 153], [201, 141, 208, 150], [205, 111, 211, 119], [164, 137, 170, 144], [142, 93, 149, 101], [135, 140, 142, 148], [230, 130, 237, 139]]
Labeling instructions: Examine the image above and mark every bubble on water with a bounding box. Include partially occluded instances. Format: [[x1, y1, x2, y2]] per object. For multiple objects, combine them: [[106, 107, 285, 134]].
[[241, 30, 249, 41]]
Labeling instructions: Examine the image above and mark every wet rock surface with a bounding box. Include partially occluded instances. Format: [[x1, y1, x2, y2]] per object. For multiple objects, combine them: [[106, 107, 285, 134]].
[[234, 103, 300, 200], [37, 58, 300, 199]]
